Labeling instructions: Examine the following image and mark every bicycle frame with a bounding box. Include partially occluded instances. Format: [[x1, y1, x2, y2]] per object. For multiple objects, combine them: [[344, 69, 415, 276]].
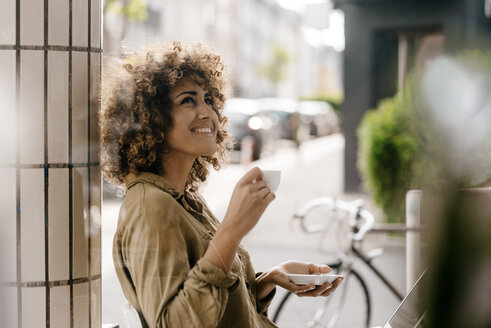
[[290, 196, 425, 324], [350, 243, 404, 301], [351, 223, 425, 302]]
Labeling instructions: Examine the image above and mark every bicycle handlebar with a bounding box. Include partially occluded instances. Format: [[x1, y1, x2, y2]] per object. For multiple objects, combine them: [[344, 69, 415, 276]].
[[293, 197, 375, 241]]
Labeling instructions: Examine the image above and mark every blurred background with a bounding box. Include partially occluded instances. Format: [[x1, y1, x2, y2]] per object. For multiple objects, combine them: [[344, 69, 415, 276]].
[[101, 0, 491, 327], [3, 0, 489, 327]]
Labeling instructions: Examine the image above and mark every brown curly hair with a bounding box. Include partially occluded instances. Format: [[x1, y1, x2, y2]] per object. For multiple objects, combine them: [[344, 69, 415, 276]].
[[100, 41, 233, 191]]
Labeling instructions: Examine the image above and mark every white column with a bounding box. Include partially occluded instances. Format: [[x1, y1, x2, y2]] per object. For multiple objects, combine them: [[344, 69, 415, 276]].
[[406, 189, 422, 293], [0, 0, 102, 327]]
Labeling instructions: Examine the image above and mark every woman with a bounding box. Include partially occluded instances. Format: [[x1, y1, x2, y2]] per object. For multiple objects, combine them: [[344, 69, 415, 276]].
[[101, 41, 343, 328]]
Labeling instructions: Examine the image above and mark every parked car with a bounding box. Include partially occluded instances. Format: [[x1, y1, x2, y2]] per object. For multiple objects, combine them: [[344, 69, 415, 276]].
[[223, 98, 279, 161], [298, 100, 340, 137], [257, 97, 310, 146]]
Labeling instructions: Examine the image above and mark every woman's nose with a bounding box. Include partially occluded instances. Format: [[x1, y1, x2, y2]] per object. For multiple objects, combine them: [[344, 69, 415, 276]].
[[197, 101, 212, 119]]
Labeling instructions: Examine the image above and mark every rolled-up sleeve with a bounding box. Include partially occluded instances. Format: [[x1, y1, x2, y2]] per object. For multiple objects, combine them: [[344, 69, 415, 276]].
[[254, 272, 277, 316], [121, 188, 239, 328]]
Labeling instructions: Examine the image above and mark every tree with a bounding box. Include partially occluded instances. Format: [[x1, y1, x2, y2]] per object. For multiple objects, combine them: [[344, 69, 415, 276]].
[[256, 44, 290, 94]]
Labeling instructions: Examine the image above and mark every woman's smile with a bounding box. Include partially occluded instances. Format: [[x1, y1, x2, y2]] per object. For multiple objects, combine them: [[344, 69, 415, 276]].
[[190, 124, 215, 136]]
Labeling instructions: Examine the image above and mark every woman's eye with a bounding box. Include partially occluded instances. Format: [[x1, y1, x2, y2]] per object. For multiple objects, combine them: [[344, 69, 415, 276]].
[[205, 98, 213, 106], [181, 97, 195, 105]]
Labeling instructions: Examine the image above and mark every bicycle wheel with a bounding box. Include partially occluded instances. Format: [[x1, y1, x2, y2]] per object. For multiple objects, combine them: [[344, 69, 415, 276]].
[[271, 263, 371, 328]]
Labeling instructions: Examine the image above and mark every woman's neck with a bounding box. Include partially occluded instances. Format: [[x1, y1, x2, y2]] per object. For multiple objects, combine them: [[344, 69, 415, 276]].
[[161, 154, 195, 194]]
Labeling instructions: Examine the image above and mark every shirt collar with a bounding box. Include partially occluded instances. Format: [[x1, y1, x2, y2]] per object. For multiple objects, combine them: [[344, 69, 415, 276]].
[[123, 171, 203, 213]]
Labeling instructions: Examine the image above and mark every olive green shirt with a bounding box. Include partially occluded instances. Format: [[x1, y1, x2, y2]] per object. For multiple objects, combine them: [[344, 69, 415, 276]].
[[113, 172, 277, 328]]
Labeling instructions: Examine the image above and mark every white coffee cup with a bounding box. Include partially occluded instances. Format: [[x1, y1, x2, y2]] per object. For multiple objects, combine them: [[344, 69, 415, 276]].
[[262, 170, 281, 193]]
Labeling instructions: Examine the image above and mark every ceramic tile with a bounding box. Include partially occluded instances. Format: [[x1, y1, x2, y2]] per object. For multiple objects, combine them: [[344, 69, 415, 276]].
[[0, 286, 17, 327], [90, 279, 101, 328], [50, 285, 70, 328], [48, 52, 69, 163], [20, 50, 44, 165], [72, 0, 88, 48], [48, 0, 69, 46], [0, 50, 16, 166], [0, 168, 17, 282], [89, 52, 101, 162], [72, 52, 88, 164], [73, 282, 89, 328], [89, 167, 101, 276], [90, 166, 102, 211], [22, 287, 45, 328], [89, 217, 101, 276], [20, 168, 45, 282], [0, 0, 15, 44], [20, 0, 44, 45], [48, 168, 69, 281], [73, 167, 89, 279], [91, 0, 101, 48]]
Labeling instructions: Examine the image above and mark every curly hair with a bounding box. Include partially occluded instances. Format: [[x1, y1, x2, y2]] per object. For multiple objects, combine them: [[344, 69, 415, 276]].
[[100, 41, 233, 191]]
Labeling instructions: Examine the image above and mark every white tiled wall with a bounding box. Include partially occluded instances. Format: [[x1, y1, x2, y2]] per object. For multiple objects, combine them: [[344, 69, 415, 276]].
[[0, 0, 15, 44], [91, 0, 102, 48], [20, 51, 45, 165], [22, 287, 46, 328], [73, 0, 89, 48], [20, 168, 45, 283], [73, 167, 89, 280], [1, 0, 102, 326], [20, 0, 44, 45], [0, 286, 18, 327], [91, 279, 102, 328], [90, 52, 101, 161], [49, 169, 70, 282], [72, 52, 89, 164], [73, 282, 90, 328], [0, 50, 17, 166], [50, 286, 71, 328], [48, 52, 70, 163], [48, 0, 70, 46], [0, 168, 17, 282]]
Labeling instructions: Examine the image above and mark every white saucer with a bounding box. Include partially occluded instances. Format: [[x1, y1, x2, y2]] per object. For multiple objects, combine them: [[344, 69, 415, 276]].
[[286, 273, 341, 285]]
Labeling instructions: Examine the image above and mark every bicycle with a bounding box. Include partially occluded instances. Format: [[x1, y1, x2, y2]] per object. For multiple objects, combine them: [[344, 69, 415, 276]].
[[271, 197, 423, 328]]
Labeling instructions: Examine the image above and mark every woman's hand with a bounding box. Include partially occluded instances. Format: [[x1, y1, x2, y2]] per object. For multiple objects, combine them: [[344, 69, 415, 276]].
[[256, 261, 343, 300], [220, 167, 275, 240]]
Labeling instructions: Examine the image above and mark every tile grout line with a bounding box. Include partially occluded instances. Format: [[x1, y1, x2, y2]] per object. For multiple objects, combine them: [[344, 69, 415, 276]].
[[44, 0, 50, 327], [1, 274, 102, 288], [68, 0, 74, 326], [0, 162, 101, 169], [15, 0, 22, 326], [87, 0, 92, 326], [0, 44, 102, 52]]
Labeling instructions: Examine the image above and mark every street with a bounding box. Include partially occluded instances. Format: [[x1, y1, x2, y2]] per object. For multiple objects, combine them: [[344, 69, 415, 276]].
[[102, 134, 406, 327]]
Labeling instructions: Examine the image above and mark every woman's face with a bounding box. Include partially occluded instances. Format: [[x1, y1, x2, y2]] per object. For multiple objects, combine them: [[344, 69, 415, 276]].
[[166, 79, 220, 161]]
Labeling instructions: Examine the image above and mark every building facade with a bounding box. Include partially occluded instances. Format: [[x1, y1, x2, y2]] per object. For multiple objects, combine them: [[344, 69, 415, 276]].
[[109, 0, 342, 100]]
